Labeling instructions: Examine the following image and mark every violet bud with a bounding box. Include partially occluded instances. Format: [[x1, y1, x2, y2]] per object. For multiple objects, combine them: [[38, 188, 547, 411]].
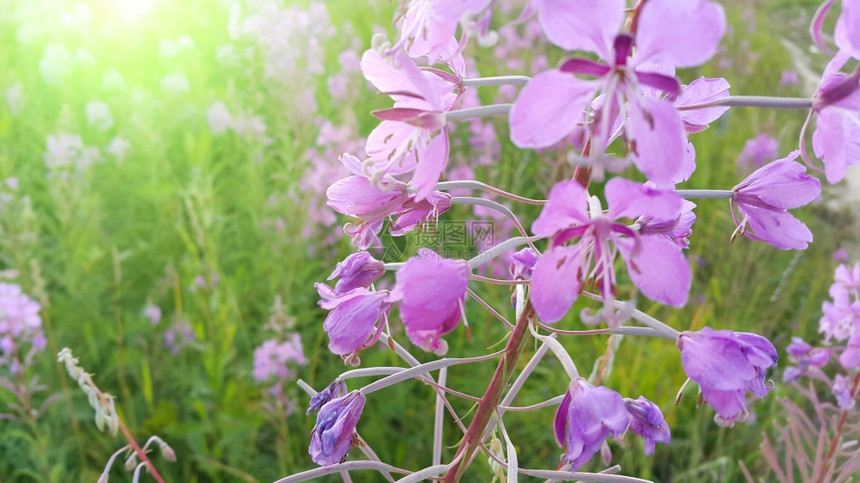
[[160, 442, 176, 462], [328, 252, 385, 294], [309, 390, 366, 466], [624, 396, 671, 455], [307, 380, 348, 415]]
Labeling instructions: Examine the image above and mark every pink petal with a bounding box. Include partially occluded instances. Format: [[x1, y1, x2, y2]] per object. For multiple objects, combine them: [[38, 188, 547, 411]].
[[741, 205, 813, 250], [365, 120, 422, 175], [532, 0, 624, 61], [531, 245, 583, 323], [627, 97, 688, 184], [618, 235, 690, 307], [605, 178, 683, 221], [813, 104, 860, 184], [509, 70, 596, 148], [634, 0, 726, 68], [675, 77, 731, 132], [532, 180, 590, 237], [412, 132, 450, 201], [734, 155, 821, 209]]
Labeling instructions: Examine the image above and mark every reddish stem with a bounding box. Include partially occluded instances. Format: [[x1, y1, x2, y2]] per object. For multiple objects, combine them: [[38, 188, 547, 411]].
[[815, 371, 860, 482], [118, 418, 165, 483], [629, 0, 649, 35], [442, 303, 535, 482]]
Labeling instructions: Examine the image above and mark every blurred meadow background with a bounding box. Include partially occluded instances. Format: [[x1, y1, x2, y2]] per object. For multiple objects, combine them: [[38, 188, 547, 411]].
[[0, 0, 854, 481]]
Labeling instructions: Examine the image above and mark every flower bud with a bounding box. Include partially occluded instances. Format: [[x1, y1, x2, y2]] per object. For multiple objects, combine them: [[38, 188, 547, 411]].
[[309, 390, 366, 466]]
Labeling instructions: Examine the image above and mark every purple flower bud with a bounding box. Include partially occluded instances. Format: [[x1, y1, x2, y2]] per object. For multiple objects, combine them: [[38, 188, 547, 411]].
[[308, 380, 348, 415], [786, 337, 813, 357], [315, 284, 392, 357], [389, 249, 470, 354], [328, 252, 385, 294], [553, 379, 629, 471], [509, 247, 538, 280], [677, 327, 778, 426], [624, 396, 671, 455], [309, 390, 366, 466]]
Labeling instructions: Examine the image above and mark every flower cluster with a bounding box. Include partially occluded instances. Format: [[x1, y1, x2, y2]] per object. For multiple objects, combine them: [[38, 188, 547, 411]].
[[290, 0, 850, 479]]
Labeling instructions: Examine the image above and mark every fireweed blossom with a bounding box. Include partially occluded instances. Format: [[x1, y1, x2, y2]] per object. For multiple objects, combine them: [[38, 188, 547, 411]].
[[554, 378, 629, 471], [327, 153, 452, 249], [389, 248, 470, 355], [315, 284, 392, 359], [391, 0, 492, 63], [360, 49, 458, 200], [512, 0, 726, 184], [530, 177, 690, 323], [730, 151, 821, 250], [677, 327, 778, 426], [309, 390, 366, 466]]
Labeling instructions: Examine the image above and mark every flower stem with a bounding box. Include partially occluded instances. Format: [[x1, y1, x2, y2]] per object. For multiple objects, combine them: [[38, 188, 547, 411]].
[[676, 95, 813, 111], [816, 370, 860, 482], [445, 104, 512, 121], [674, 189, 734, 199], [442, 302, 535, 482], [461, 76, 531, 87]]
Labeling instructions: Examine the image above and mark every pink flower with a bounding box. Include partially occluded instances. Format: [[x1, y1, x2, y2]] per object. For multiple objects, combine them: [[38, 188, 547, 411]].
[[315, 284, 392, 358], [512, 0, 725, 184], [677, 327, 778, 426], [361, 50, 456, 200], [252, 335, 306, 382], [389, 248, 470, 354], [730, 151, 821, 250], [530, 178, 690, 323], [392, 0, 492, 64], [737, 133, 779, 171], [553, 378, 629, 471]]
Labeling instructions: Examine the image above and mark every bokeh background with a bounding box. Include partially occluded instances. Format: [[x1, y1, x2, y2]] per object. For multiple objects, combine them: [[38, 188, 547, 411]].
[[0, 0, 852, 481]]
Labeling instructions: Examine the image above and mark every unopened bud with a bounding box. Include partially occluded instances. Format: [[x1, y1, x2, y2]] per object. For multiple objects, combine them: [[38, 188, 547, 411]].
[[160, 443, 176, 462], [124, 453, 138, 471]]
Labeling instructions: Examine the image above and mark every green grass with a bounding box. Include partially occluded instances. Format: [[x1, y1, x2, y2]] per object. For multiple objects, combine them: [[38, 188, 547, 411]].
[[0, 0, 851, 482]]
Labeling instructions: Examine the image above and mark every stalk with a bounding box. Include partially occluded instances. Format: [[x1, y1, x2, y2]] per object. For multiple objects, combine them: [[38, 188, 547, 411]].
[[442, 302, 535, 482]]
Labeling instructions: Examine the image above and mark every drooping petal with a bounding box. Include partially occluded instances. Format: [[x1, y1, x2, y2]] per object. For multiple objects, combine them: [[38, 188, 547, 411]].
[[532, 0, 624, 61], [509, 70, 597, 148], [740, 205, 814, 250], [617, 235, 690, 307], [813, 102, 860, 184], [605, 177, 683, 221], [326, 176, 409, 222], [532, 180, 590, 236], [626, 96, 687, 184], [634, 0, 726, 68], [531, 245, 583, 323]]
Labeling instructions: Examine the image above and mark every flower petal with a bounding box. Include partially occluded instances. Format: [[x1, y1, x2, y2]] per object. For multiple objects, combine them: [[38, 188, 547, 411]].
[[531, 245, 583, 323], [509, 70, 597, 148], [532, 0, 624, 60], [627, 96, 688, 184], [532, 180, 590, 237], [634, 0, 726, 68], [618, 235, 690, 307]]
